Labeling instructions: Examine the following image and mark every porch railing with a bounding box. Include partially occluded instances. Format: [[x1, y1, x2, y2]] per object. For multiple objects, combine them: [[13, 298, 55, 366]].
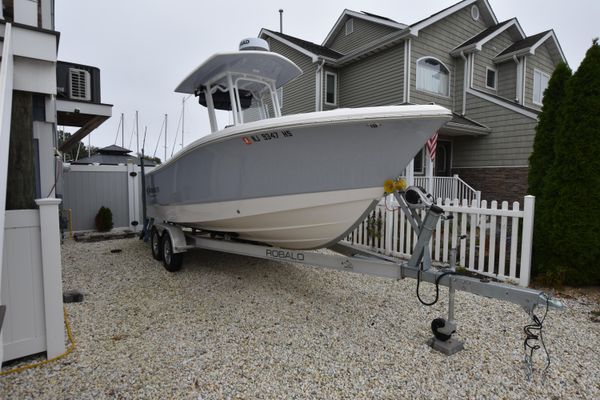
[[413, 174, 481, 207]]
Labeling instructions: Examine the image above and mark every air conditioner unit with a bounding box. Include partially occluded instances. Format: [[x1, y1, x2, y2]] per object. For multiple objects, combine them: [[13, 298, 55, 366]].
[[69, 68, 91, 101]]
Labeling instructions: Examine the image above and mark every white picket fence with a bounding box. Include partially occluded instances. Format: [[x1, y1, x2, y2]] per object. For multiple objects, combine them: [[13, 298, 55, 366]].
[[344, 195, 535, 287]]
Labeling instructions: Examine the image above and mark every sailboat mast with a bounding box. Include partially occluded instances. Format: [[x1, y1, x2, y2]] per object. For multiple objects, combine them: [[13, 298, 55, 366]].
[[181, 97, 185, 150], [164, 114, 168, 162], [135, 110, 140, 154], [121, 113, 125, 147]]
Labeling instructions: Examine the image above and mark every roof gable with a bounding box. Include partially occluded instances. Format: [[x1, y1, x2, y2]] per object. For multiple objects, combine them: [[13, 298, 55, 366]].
[[322, 9, 406, 47], [450, 18, 525, 55], [494, 30, 567, 64], [410, 0, 498, 35], [259, 29, 343, 61]]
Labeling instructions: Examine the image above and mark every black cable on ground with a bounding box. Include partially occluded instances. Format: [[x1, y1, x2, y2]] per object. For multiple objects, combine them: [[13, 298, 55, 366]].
[[523, 295, 551, 379]]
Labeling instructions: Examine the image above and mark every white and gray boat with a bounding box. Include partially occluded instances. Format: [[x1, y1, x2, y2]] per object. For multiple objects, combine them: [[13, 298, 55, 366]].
[[145, 38, 451, 249]]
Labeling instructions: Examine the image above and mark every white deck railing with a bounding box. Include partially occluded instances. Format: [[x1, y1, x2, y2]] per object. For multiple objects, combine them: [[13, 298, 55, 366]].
[[344, 195, 535, 287], [413, 175, 481, 207]]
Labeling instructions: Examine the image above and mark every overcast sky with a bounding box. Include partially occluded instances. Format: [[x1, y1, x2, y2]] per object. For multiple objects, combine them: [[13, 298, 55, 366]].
[[55, 0, 599, 160]]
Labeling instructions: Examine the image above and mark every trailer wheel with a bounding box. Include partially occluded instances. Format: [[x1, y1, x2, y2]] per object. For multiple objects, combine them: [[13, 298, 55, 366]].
[[150, 228, 163, 261], [162, 232, 183, 272], [431, 318, 452, 342]]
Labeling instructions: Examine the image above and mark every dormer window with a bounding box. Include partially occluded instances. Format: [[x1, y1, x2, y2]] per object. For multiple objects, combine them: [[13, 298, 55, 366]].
[[345, 18, 354, 35], [416, 57, 450, 97], [533, 69, 550, 105], [486, 67, 497, 90]]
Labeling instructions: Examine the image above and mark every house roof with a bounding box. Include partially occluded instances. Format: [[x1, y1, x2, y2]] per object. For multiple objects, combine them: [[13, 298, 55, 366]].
[[467, 88, 540, 119], [442, 113, 491, 136], [73, 145, 158, 166], [450, 19, 526, 56], [497, 31, 551, 57], [98, 144, 131, 155], [261, 29, 343, 60], [494, 30, 567, 64], [322, 9, 407, 48]]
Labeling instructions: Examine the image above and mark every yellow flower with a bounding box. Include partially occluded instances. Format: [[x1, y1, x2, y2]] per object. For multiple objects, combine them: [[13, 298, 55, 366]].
[[394, 179, 407, 192], [383, 179, 395, 194]]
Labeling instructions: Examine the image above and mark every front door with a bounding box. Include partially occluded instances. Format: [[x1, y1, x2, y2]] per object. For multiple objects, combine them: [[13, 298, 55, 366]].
[[435, 140, 452, 176]]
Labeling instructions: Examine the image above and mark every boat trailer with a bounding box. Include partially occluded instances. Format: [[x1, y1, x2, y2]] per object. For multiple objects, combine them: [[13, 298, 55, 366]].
[[146, 186, 562, 367]]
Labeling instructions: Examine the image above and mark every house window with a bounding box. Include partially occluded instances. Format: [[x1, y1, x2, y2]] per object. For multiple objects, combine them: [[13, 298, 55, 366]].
[[325, 71, 337, 105], [416, 57, 450, 97], [345, 18, 354, 35], [533, 69, 550, 105], [471, 5, 480, 21], [486, 67, 497, 90], [413, 148, 425, 175]]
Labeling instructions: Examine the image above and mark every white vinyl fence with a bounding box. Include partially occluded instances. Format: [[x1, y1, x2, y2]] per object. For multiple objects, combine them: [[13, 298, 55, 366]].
[[62, 163, 154, 232], [344, 195, 535, 287]]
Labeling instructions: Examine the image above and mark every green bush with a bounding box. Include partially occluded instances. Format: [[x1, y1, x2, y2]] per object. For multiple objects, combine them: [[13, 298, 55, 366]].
[[528, 62, 571, 279], [95, 206, 113, 232], [538, 40, 600, 286]]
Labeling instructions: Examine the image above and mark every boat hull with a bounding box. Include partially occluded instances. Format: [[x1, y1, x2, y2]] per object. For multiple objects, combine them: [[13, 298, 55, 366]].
[[146, 106, 451, 249]]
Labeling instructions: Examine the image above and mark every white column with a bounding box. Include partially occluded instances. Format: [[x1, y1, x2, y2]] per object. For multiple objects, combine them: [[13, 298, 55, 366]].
[[425, 149, 434, 195], [405, 160, 415, 187], [35, 198, 65, 358]]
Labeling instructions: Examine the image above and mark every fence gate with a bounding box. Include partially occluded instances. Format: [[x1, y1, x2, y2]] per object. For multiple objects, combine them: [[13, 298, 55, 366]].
[[61, 163, 152, 232]]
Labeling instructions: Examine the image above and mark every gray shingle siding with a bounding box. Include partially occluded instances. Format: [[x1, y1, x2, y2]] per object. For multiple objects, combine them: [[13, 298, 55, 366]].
[[339, 45, 404, 107], [329, 18, 398, 54], [267, 38, 316, 115], [410, 5, 488, 111], [472, 31, 514, 94], [497, 61, 517, 100], [524, 41, 556, 109], [452, 93, 537, 167]]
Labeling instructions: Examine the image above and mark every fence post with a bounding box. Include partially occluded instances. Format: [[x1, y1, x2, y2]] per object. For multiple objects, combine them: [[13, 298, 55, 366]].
[[126, 161, 139, 232], [519, 195, 535, 287], [452, 174, 458, 200], [35, 198, 66, 358], [384, 200, 393, 255]]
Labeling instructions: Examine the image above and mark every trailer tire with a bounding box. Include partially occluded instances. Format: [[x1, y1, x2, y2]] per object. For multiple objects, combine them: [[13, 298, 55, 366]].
[[431, 318, 452, 342], [150, 228, 163, 261], [162, 232, 183, 272]]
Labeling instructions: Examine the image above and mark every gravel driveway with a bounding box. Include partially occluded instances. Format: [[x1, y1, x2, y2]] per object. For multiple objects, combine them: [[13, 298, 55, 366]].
[[1, 237, 599, 399]]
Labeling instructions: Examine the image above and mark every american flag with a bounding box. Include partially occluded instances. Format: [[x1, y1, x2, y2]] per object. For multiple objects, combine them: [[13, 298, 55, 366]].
[[426, 131, 438, 161]]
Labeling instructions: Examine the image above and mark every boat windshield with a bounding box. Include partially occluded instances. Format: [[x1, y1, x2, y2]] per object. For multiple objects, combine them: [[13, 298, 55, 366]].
[[201, 72, 281, 132], [175, 51, 302, 133]]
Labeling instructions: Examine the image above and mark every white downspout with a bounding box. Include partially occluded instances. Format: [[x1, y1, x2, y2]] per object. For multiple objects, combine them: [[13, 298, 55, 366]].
[[314, 59, 325, 112], [406, 39, 412, 103], [460, 51, 468, 115]]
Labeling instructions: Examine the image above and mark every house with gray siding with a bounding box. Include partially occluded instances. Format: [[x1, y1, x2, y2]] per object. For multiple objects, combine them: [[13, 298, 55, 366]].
[[259, 0, 566, 202]]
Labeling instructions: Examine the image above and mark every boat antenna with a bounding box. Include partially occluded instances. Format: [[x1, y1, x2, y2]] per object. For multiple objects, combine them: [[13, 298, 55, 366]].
[[279, 9, 283, 33]]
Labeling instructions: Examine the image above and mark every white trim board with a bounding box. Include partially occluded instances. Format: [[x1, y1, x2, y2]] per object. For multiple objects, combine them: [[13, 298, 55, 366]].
[[466, 88, 538, 120]]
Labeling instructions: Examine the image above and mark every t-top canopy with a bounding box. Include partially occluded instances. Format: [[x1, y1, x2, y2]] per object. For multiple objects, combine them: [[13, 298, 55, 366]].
[[174, 51, 302, 95]]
